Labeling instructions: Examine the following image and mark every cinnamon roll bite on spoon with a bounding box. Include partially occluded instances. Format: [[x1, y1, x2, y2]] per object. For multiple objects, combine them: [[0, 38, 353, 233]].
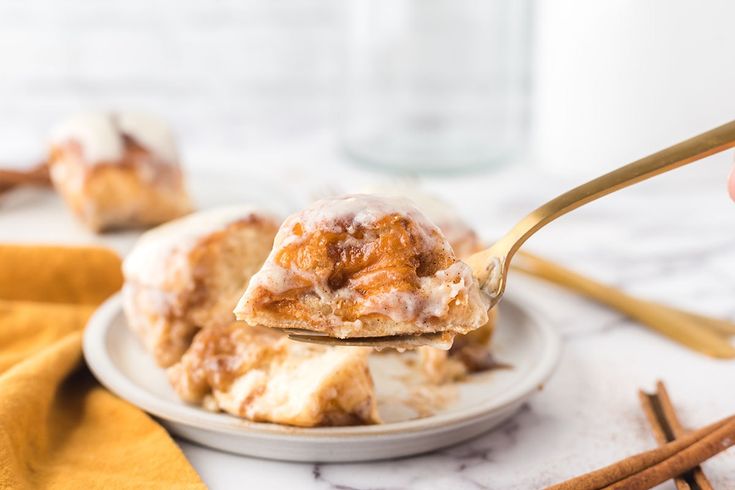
[[234, 194, 490, 349]]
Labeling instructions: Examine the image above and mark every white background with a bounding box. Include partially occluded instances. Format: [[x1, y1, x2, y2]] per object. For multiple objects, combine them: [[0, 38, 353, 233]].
[[2, 0, 735, 174]]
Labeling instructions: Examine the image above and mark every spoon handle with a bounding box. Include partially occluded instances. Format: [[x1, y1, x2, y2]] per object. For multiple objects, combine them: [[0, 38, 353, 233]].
[[512, 250, 735, 358], [467, 119, 735, 301]]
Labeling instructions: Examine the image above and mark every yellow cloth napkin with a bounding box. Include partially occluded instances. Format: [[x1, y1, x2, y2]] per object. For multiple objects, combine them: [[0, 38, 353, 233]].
[[0, 245, 205, 490]]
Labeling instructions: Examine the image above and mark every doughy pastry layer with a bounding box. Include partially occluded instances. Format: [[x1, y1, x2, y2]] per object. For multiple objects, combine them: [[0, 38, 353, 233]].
[[168, 323, 380, 427], [123, 206, 280, 367]]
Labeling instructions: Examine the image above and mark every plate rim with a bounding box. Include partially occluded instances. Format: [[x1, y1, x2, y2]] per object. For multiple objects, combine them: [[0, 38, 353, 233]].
[[83, 290, 561, 440]]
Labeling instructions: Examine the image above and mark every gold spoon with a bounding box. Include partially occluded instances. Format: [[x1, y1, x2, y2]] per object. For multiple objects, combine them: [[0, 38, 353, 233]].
[[285, 120, 735, 349]]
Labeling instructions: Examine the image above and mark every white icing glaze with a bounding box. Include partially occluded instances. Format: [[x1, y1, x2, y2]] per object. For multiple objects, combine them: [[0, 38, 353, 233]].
[[117, 112, 178, 164], [123, 205, 279, 286], [288, 194, 440, 235], [361, 184, 461, 229], [50, 111, 178, 165], [50, 113, 123, 163], [360, 184, 482, 257], [277, 194, 449, 253]]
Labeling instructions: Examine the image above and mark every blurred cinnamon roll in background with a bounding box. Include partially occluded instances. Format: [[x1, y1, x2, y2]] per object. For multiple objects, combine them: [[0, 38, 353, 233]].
[[48, 112, 193, 232]]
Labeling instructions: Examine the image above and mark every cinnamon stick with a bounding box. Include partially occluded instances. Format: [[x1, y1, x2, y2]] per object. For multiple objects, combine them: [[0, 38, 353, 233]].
[[639, 390, 690, 490], [639, 381, 713, 490], [653, 381, 713, 490], [546, 415, 735, 490]]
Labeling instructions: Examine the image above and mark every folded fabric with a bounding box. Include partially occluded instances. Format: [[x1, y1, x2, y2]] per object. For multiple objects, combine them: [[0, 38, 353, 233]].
[[0, 245, 204, 490]]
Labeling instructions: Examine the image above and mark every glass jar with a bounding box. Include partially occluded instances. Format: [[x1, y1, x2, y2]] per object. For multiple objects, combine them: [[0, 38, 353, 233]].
[[339, 0, 531, 174]]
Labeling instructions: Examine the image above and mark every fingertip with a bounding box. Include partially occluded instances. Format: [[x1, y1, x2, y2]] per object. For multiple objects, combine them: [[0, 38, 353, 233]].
[[730, 166, 735, 201]]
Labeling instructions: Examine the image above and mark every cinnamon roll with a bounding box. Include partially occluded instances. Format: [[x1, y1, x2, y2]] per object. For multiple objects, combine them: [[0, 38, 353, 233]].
[[48, 112, 193, 232]]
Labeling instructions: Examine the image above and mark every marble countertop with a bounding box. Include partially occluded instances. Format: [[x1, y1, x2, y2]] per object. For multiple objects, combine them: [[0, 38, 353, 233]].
[[2, 139, 735, 489]]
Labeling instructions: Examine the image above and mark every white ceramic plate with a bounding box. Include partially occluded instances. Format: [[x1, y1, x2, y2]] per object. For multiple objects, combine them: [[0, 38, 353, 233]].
[[83, 291, 560, 462]]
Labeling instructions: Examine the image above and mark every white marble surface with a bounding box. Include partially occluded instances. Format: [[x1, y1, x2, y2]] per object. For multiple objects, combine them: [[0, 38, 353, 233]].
[[2, 136, 735, 489]]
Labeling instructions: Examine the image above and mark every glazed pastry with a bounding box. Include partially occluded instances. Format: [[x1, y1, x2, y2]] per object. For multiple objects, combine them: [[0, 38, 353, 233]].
[[168, 323, 380, 427], [48, 112, 193, 232], [235, 194, 489, 343], [123, 206, 280, 367]]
